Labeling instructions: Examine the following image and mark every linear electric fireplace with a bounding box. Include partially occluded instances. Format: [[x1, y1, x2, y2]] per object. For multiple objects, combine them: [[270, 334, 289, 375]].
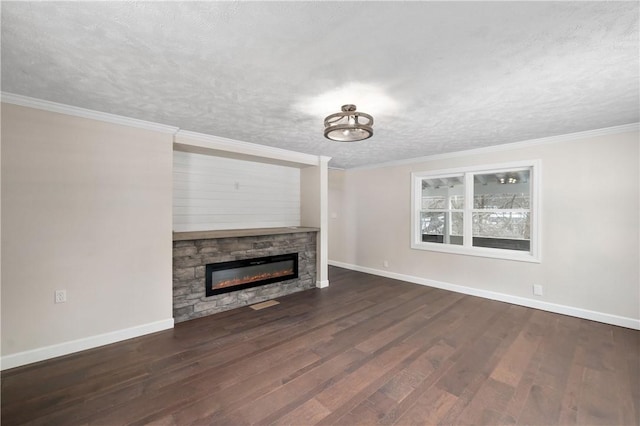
[[205, 253, 299, 297]]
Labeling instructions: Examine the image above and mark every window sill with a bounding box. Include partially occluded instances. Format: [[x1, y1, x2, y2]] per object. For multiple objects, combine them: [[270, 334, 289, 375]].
[[411, 241, 541, 263]]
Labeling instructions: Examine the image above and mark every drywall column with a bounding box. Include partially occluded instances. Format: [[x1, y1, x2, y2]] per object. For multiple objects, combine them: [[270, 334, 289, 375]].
[[301, 156, 331, 288]]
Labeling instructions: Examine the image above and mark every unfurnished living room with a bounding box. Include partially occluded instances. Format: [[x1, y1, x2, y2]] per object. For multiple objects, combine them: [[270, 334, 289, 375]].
[[1, 1, 638, 425]]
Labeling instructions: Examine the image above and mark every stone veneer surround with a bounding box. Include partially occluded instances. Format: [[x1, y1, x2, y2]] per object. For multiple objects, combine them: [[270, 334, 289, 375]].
[[172, 229, 317, 323]]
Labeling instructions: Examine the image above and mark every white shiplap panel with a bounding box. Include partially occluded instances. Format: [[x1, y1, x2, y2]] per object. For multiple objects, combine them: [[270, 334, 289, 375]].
[[173, 222, 301, 232], [172, 175, 301, 192], [173, 191, 300, 203], [173, 204, 300, 214], [173, 215, 300, 224], [173, 166, 300, 182], [173, 151, 301, 231], [173, 195, 300, 206]]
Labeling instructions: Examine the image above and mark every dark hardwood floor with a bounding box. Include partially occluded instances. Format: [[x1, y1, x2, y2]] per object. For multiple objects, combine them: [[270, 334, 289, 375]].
[[2, 267, 639, 425]]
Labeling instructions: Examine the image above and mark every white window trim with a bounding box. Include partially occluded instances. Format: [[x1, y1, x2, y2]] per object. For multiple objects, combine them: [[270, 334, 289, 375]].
[[411, 159, 541, 263]]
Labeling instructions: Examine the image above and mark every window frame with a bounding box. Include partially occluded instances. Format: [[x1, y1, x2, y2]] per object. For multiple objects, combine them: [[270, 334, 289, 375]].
[[411, 160, 541, 263]]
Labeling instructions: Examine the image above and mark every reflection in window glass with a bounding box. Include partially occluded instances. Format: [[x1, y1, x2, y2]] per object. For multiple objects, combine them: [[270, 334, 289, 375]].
[[422, 195, 465, 209], [472, 212, 530, 240], [419, 175, 464, 246], [474, 171, 530, 209], [420, 212, 463, 245], [421, 211, 445, 236], [450, 212, 464, 245], [422, 196, 446, 209], [450, 195, 465, 209], [471, 169, 531, 250]]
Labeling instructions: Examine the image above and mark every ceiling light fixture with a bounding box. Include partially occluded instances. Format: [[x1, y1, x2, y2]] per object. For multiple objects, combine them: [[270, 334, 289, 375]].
[[324, 104, 373, 142], [497, 174, 519, 184]]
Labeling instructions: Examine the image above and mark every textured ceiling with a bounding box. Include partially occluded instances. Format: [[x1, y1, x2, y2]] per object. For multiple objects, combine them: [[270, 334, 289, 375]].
[[2, 1, 638, 169]]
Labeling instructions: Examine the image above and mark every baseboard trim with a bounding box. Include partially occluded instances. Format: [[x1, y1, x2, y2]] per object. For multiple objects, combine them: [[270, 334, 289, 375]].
[[329, 260, 640, 330], [316, 279, 330, 289], [0, 318, 175, 371]]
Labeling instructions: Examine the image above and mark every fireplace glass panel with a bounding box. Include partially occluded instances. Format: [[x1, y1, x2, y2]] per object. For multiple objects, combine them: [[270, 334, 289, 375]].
[[205, 253, 298, 297]]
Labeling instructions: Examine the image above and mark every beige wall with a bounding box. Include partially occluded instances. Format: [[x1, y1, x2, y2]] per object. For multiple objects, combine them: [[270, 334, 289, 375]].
[[329, 130, 640, 324], [1, 104, 174, 358]]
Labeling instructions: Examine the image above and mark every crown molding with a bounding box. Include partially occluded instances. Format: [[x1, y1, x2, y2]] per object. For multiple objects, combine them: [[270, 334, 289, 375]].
[[1, 92, 326, 168], [174, 130, 321, 167], [351, 122, 640, 171], [1, 92, 180, 134]]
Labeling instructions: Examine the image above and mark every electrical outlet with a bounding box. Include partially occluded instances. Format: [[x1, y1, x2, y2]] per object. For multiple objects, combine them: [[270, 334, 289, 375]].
[[532, 284, 543, 296], [383, 260, 389, 268], [55, 290, 67, 303]]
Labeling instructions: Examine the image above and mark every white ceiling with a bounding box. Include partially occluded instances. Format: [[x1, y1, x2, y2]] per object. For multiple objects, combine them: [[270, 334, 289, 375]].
[[2, 1, 638, 169]]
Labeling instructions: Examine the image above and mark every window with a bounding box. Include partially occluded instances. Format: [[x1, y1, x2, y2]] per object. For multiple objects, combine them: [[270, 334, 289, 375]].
[[411, 160, 540, 262]]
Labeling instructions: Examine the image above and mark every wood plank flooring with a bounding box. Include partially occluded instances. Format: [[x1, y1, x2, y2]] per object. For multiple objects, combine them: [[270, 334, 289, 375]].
[[2, 267, 639, 425]]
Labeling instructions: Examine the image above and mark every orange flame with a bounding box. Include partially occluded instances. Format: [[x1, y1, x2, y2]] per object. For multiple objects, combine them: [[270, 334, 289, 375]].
[[213, 269, 294, 289]]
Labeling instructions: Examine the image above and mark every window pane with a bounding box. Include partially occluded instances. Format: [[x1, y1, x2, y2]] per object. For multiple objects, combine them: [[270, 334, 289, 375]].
[[450, 195, 465, 209], [421, 211, 444, 236], [422, 196, 446, 209], [474, 170, 530, 209], [420, 211, 463, 245], [422, 176, 464, 208], [450, 212, 464, 245], [472, 212, 530, 251], [422, 195, 464, 209]]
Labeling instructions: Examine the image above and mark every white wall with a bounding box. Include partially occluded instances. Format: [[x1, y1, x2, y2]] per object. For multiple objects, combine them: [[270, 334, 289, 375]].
[[301, 157, 331, 287], [1, 103, 174, 367], [173, 150, 300, 231], [329, 129, 640, 328]]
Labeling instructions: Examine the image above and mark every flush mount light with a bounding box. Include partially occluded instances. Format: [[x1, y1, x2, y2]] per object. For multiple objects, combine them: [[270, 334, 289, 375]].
[[324, 104, 374, 142], [497, 174, 519, 184]]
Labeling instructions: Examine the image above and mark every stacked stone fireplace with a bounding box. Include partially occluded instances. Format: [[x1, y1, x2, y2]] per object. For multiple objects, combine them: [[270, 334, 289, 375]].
[[172, 228, 317, 323]]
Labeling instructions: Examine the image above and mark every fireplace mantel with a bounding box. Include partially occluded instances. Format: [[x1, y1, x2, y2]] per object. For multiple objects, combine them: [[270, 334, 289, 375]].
[[173, 227, 319, 241]]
